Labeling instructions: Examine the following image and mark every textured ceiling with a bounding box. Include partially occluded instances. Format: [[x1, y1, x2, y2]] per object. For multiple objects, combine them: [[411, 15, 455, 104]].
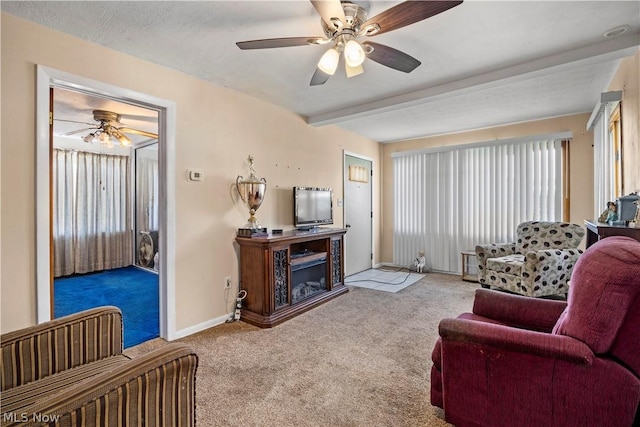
[[3, 1, 639, 142]]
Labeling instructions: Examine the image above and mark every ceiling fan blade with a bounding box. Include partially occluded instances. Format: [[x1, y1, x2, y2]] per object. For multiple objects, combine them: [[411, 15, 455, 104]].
[[310, 0, 346, 29], [236, 37, 327, 50], [54, 118, 96, 126], [118, 113, 158, 123], [63, 127, 98, 136], [310, 68, 331, 86], [118, 127, 159, 139], [362, 0, 463, 36], [363, 42, 421, 73]]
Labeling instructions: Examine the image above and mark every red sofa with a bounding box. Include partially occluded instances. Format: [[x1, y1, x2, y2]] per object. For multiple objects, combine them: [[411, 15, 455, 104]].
[[431, 236, 640, 427]]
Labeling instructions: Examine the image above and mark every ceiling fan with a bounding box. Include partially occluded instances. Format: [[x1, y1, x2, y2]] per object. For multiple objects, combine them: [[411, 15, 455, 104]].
[[59, 109, 158, 147], [236, 0, 463, 85]]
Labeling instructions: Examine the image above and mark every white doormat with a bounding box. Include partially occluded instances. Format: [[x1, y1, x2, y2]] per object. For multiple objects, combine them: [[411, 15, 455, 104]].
[[344, 268, 424, 293]]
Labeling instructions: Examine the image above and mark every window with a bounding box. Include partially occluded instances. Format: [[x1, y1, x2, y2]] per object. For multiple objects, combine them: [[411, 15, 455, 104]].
[[53, 149, 132, 276], [392, 134, 567, 273]]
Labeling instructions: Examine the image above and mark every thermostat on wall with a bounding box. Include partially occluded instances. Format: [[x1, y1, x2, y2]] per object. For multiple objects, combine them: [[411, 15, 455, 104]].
[[188, 170, 203, 182]]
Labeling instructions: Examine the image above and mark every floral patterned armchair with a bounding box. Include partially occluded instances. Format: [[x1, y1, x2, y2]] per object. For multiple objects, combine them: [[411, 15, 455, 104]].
[[476, 221, 585, 297]]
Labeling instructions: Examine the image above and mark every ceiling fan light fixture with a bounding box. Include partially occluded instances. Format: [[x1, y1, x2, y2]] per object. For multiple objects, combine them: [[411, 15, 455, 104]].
[[318, 47, 340, 75], [345, 62, 364, 78], [344, 39, 365, 67], [98, 131, 110, 144], [75, 109, 156, 147], [115, 131, 132, 146]]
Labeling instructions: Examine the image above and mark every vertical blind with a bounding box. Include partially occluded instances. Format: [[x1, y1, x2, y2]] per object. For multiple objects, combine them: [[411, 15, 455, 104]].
[[393, 136, 565, 273]]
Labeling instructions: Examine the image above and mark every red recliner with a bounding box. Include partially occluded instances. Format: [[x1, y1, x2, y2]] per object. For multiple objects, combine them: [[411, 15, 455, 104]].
[[431, 236, 640, 427]]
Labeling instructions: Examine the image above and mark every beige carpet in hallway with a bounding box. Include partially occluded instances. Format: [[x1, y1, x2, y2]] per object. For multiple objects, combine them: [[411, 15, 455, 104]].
[[126, 273, 477, 426]]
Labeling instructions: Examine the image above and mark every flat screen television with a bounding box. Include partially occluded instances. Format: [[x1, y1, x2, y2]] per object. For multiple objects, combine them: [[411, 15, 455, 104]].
[[293, 187, 333, 229]]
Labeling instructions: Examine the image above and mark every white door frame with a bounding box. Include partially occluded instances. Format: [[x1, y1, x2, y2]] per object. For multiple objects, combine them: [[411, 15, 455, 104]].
[[36, 66, 177, 340], [343, 150, 374, 275]]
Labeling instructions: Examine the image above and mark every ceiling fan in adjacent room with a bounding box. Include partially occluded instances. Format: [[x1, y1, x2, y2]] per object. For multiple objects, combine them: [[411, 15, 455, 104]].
[[58, 109, 158, 148], [236, 0, 463, 85]]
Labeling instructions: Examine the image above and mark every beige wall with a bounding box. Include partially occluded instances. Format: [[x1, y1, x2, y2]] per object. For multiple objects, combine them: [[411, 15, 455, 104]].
[[380, 114, 595, 262], [0, 14, 381, 333], [608, 50, 640, 194]]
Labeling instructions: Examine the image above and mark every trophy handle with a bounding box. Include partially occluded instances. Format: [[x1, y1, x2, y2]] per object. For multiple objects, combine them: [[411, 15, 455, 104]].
[[235, 175, 245, 202], [261, 178, 267, 184]]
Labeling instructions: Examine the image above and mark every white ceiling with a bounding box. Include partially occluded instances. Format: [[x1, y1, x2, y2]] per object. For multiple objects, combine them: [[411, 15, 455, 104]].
[[3, 1, 639, 142]]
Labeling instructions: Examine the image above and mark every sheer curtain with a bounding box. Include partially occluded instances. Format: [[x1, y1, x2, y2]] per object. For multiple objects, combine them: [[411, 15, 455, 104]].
[[393, 136, 565, 273], [53, 149, 132, 277], [53, 150, 76, 277]]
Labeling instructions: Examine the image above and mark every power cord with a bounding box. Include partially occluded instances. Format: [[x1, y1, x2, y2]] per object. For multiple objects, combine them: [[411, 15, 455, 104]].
[[226, 289, 247, 323]]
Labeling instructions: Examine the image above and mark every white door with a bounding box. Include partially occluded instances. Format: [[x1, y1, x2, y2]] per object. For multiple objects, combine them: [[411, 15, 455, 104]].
[[344, 154, 373, 276]]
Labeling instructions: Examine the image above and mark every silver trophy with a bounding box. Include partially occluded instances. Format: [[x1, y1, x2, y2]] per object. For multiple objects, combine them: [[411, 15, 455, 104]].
[[236, 155, 267, 229]]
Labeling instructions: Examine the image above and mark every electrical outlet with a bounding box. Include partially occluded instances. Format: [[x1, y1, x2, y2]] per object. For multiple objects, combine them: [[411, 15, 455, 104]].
[[224, 276, 232, 289]]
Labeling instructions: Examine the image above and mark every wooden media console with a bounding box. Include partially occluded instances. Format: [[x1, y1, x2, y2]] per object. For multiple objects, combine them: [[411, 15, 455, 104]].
[[235, 228, 347, 328]]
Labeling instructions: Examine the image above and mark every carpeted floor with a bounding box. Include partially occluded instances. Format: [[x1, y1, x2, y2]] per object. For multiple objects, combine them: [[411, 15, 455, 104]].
[[126, 272, 477, 426], [54, 266, 159, 348]]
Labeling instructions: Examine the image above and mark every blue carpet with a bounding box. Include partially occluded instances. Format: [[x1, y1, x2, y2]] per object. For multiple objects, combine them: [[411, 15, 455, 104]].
[[54, 266, 159, 349]]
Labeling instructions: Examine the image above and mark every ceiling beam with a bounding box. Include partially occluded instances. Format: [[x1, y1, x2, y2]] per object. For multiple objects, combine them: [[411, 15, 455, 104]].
[[306, 32, 640, 127]]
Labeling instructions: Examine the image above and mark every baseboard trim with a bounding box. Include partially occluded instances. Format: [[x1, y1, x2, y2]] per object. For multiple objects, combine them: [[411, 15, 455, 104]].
[[172, 313, 232, 340]]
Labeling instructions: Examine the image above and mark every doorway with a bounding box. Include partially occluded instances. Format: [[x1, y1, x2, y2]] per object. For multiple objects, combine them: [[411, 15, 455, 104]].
[[343, 153, 373, 276], [50, 88, 160, 347], [36, 66, 177, 341]]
